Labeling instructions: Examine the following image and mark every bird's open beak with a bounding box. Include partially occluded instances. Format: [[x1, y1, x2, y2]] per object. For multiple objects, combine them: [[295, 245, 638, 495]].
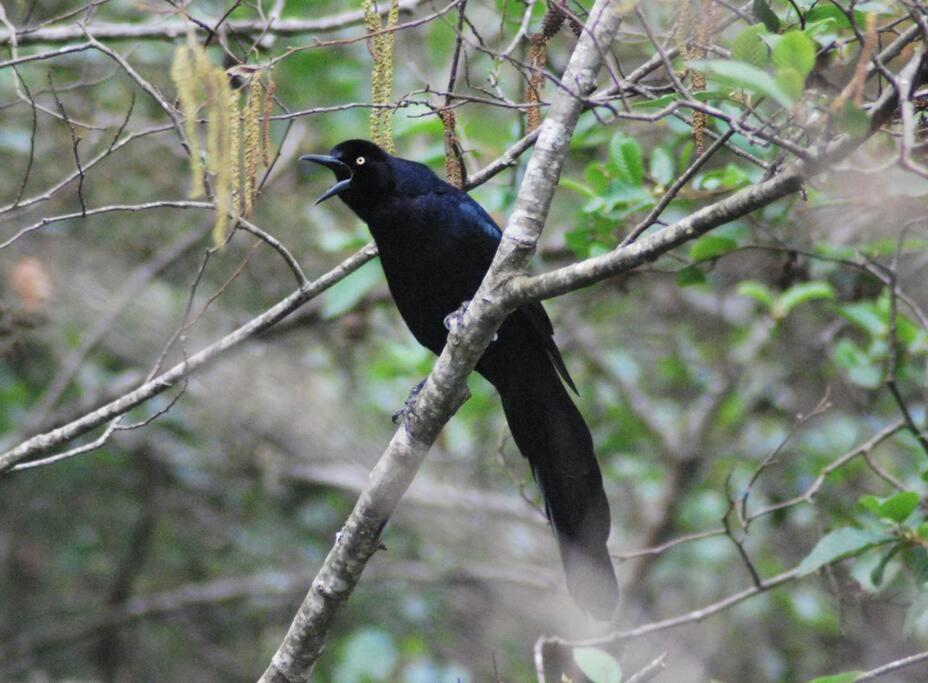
[[299, 154, 353, 205]]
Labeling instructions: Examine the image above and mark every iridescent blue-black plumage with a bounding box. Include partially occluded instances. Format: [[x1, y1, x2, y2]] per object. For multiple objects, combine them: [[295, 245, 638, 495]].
[[302, 139, 618, 618]]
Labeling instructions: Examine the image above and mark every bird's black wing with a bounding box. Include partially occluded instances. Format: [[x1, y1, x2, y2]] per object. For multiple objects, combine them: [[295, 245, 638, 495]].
[[515, 302, 579, 394], [457, 194, 578, 394]]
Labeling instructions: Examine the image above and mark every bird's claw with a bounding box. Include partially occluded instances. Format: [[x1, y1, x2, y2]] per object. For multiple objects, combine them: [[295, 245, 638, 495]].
[[391, 379, 426, 425], [443, 299, 498, 341], [443, 300, 471, 333]]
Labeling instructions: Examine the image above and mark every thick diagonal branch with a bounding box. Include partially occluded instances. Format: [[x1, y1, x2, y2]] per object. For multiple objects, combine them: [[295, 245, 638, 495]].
[[256, 2, 624, 681], [258, 34, 927, 683]]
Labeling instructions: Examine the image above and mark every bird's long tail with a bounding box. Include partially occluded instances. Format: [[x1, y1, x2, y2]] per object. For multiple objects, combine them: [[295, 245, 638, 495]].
[[488, 349, 619, 619]]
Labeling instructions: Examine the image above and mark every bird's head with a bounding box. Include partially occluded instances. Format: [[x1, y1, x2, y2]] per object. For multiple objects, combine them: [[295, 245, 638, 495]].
[[299, 139, 393, 206]]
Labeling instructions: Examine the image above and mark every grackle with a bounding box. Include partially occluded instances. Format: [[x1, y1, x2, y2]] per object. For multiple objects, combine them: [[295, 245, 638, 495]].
[[301, 140, 619, 619]]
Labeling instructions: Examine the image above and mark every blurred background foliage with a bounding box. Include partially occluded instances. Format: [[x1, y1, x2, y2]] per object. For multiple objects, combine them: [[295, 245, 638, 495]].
[[1, 0, 927, 681]]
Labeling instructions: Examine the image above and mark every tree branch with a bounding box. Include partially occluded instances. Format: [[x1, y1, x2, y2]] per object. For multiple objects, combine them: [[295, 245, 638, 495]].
[[510, 48, 928, 306], [0, 243, 377, 473], [855, 650, 928, 681], [0, 0, 428, 46], [252, 16, 928, 683], [256, 3, 625, 680]]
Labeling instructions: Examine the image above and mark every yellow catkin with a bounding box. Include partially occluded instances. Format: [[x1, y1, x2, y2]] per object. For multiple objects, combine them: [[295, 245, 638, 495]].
[[199, 45, 224, 184], [193, 45, 211, 90], [363, 0, 382, 139], [693, 0, 715, 156], [211, 68, 234, 247], [364, 0, 399, 152], [525, 33, 547, 133], [172, 41, 249, 246], [362, 0, 380, 35], [170, 46, 205, 198], [441, 109, 462, 188], [229, 89, 242, 219], [675, 0, 714, 157], [242, 79, 263, 217], [381, 0, 399, 152], [262, 78, 276, 167]]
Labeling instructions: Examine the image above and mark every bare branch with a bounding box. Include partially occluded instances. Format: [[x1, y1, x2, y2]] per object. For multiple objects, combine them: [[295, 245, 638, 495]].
[[855, 650, 928, 681], [5, 223, 209, 445], [625, 652, 668, 683], [510, 50, 928, 307], [0, 201, 213, 251], [0, 243, 378, 473], [0, 0, 429, 45]]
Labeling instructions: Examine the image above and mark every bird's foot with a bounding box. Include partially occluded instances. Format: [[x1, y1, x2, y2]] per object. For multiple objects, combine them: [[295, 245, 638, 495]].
[[391, 378, 426, 425], [443, 300, 498, 341], [443, 300, 471, 334]]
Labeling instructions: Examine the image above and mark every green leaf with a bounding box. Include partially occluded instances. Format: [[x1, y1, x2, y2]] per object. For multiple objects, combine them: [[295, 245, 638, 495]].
[[691, 59, 794, 108], [837, 302, 886, 338], [776, 67, 806, 102], [573, 647, 623, 683], [676, 265, 707, 287], [858, 494, 883, 516], [773, 31, 816, 78], [805, 5, 852, 29], [585, 163, 610, 194], [609, 135, 644, 186], [880, 491, 920, 523], [689, 235, 738, 261], [909, 329, 928, 355], [698, 163, 751, 191], [736, 280, 774, 308], [752, 0, 781, 32], [804, 673, 864, 683], [903, 546, 928, 584], [832, 340, 883, 388], [321, 259, 384, 319], [804, 17, 840, 43], [565, 226, 602, 259], [561, 177, 597, 199], [649, 147, 675, 186], [731, 25, 769, 67], [678, 140, 695, 170], [871, 543, 903, 586], [771, 281, 835, 319], [796, 527, 894, 576]]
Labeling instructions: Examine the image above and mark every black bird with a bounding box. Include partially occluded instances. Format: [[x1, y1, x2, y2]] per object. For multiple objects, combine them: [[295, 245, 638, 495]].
[[302, 139, 619, 619]]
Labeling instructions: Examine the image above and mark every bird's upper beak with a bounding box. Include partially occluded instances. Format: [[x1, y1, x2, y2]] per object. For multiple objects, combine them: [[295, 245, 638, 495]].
[[299, 154, 353, 205]]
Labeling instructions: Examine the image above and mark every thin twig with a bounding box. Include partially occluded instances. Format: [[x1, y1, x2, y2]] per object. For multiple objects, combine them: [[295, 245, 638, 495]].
[[0, 243, 378, 473], [0, 0, 429, 45]]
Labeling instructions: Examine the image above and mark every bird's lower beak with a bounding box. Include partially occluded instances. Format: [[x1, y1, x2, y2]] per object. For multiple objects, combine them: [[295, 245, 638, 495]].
[[299, 154, 353, 205]]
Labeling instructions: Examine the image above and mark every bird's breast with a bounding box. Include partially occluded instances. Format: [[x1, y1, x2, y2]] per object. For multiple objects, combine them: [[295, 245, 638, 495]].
[[366, 220, 484, 355]]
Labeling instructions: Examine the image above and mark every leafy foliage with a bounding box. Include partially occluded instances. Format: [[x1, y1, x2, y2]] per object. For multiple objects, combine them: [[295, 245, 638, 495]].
[[573, 647, 623, 683], [1, 1, 926, 682]]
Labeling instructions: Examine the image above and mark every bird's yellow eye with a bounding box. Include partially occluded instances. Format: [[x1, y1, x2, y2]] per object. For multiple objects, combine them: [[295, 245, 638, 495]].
[[356, 156, 366, 166]]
